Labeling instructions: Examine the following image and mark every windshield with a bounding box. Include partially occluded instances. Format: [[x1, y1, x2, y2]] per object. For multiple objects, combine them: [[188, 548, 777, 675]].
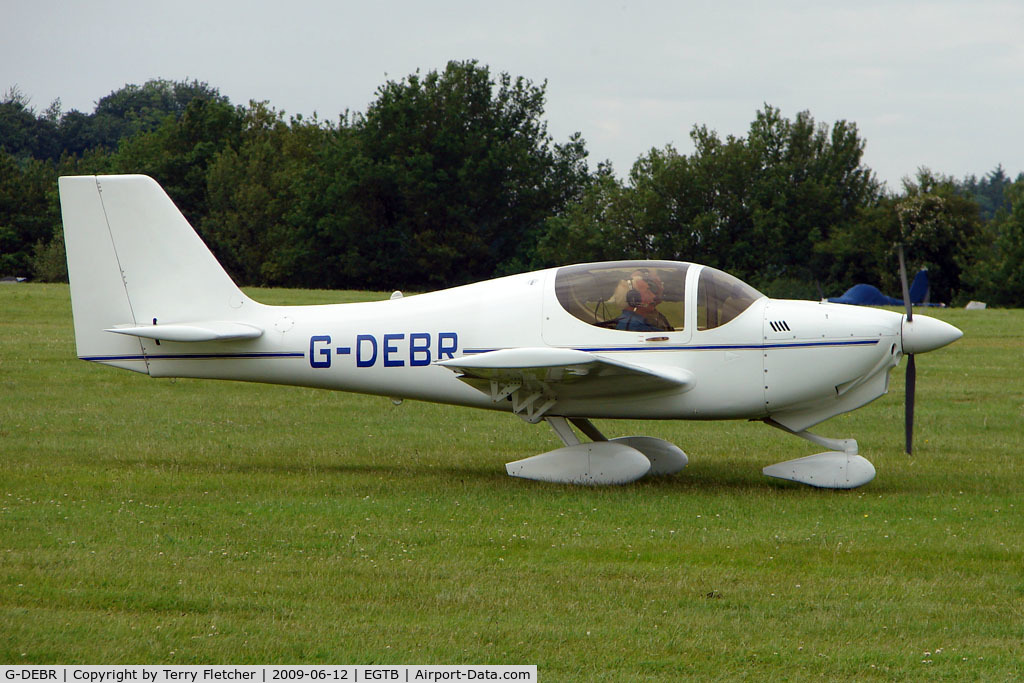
[[554, 261, 689, 332], [696, 266, 763, 330]]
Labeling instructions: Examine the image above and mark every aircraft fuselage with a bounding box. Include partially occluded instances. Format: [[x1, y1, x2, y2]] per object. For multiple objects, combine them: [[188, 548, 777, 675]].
[[118, 265, 906, 433]]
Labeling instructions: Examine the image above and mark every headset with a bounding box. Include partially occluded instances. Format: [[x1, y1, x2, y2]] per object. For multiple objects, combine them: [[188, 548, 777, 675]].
[[625, 269, 663, 310]]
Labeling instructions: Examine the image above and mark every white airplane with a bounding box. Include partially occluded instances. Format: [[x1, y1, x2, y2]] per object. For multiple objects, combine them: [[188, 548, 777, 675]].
[[58, 175, 963, 489]]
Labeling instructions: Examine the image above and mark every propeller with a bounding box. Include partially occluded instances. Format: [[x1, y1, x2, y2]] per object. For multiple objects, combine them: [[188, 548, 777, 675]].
[[896, 246, 964, 454], [898, 245, 915, 454]]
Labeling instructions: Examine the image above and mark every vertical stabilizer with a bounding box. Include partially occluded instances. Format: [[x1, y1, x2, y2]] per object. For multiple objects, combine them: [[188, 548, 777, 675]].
[[909, 269, 929, 305], [59, 175, 255, 371]]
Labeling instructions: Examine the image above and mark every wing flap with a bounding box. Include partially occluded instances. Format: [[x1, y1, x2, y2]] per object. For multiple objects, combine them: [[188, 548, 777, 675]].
[[437, 347, 694, 401]]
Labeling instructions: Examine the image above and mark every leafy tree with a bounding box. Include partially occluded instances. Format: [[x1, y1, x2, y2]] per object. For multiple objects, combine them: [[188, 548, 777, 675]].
[[2, 79, 228, 160], [0, 150, 59, 277], [814, 199, 896, 295], [202, 103, 333, 285], [0, 87, 61, 160], [744, 108, 880, 285], [308, 60, 590, 290], [30, 225, 67, 282], [891, 170, 980, 304], [3, 75, 1015, 302], [0, 80, 239, 279], [958, 165, 1023, 221], [963, 179, 1024, 306], [540, 106, 880, 296], [536, 164, 643, 265], [820, 169, 980, 304], [110, 97, 244, 228], [75, 79, 229, 153]]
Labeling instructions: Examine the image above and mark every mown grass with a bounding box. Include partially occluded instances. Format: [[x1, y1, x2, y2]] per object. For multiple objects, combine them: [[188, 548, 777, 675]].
[[2, 283, 1022, 679]]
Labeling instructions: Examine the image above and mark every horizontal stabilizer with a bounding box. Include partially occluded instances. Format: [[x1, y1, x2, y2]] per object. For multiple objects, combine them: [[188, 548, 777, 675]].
[[105, 321, 264, 342]]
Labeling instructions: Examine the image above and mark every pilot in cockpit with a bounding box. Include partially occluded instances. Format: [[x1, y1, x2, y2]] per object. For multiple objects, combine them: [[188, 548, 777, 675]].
[[614, 269, 671, 332]]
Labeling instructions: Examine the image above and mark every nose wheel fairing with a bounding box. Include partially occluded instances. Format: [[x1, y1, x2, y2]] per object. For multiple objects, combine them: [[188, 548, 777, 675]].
[[762, 452, 876, 489], [761, 419, 876, 489]]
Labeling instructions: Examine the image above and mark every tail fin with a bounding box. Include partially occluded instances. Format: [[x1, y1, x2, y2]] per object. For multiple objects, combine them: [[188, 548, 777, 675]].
[[908, 268, 929, 305], [59, 175, 256, 372]]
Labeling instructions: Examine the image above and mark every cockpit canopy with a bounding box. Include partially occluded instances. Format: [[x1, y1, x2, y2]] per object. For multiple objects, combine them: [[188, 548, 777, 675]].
[[695, 265, 764, 330], [553, 260, 763, 332]]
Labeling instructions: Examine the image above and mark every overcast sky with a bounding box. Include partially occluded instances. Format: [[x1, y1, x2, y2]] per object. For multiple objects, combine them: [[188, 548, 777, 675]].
[[4, 0, 1022, 189]]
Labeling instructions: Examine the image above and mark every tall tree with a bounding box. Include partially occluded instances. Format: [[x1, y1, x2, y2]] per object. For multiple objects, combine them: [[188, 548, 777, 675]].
[[309, 60, 590, 290], [79, 79, 229, 153], [962, 179, 1024, 306], [892, 170, 980, 303], [957, 164, 1024, 221], [0, 150, 59, 277], [538, 106, 880, 295], [202, 103, 332, 285], [109, 97, 244, 228], [821, 169, 981, 304], [0, 87, 61, 161]]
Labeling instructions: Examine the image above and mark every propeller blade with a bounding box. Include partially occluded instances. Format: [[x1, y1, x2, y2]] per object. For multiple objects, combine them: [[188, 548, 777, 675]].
[[898, 244, 912, 322], [905, 353, 916, 454]]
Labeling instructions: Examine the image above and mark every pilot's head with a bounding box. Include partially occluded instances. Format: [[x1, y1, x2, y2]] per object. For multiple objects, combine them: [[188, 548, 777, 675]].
[[627, 269, 663, 311]]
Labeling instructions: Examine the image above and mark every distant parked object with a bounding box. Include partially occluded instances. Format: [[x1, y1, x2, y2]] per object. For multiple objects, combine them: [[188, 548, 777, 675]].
[[828, 269, 936, 307]]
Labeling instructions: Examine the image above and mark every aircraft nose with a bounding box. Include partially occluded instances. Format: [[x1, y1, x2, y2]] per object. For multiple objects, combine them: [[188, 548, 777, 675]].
[[902, 314, 963, 354]]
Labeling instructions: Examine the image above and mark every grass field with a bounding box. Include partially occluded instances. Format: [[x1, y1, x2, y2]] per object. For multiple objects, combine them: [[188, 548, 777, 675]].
[[2, 283, 1022, 679]]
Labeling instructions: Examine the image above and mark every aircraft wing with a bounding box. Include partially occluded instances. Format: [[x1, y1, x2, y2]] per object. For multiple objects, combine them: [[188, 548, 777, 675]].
[[437, 347, 694, 421]]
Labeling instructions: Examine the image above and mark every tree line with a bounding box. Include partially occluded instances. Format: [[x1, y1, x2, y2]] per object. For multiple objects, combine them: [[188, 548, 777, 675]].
[[2, 61, 1022, 306]]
